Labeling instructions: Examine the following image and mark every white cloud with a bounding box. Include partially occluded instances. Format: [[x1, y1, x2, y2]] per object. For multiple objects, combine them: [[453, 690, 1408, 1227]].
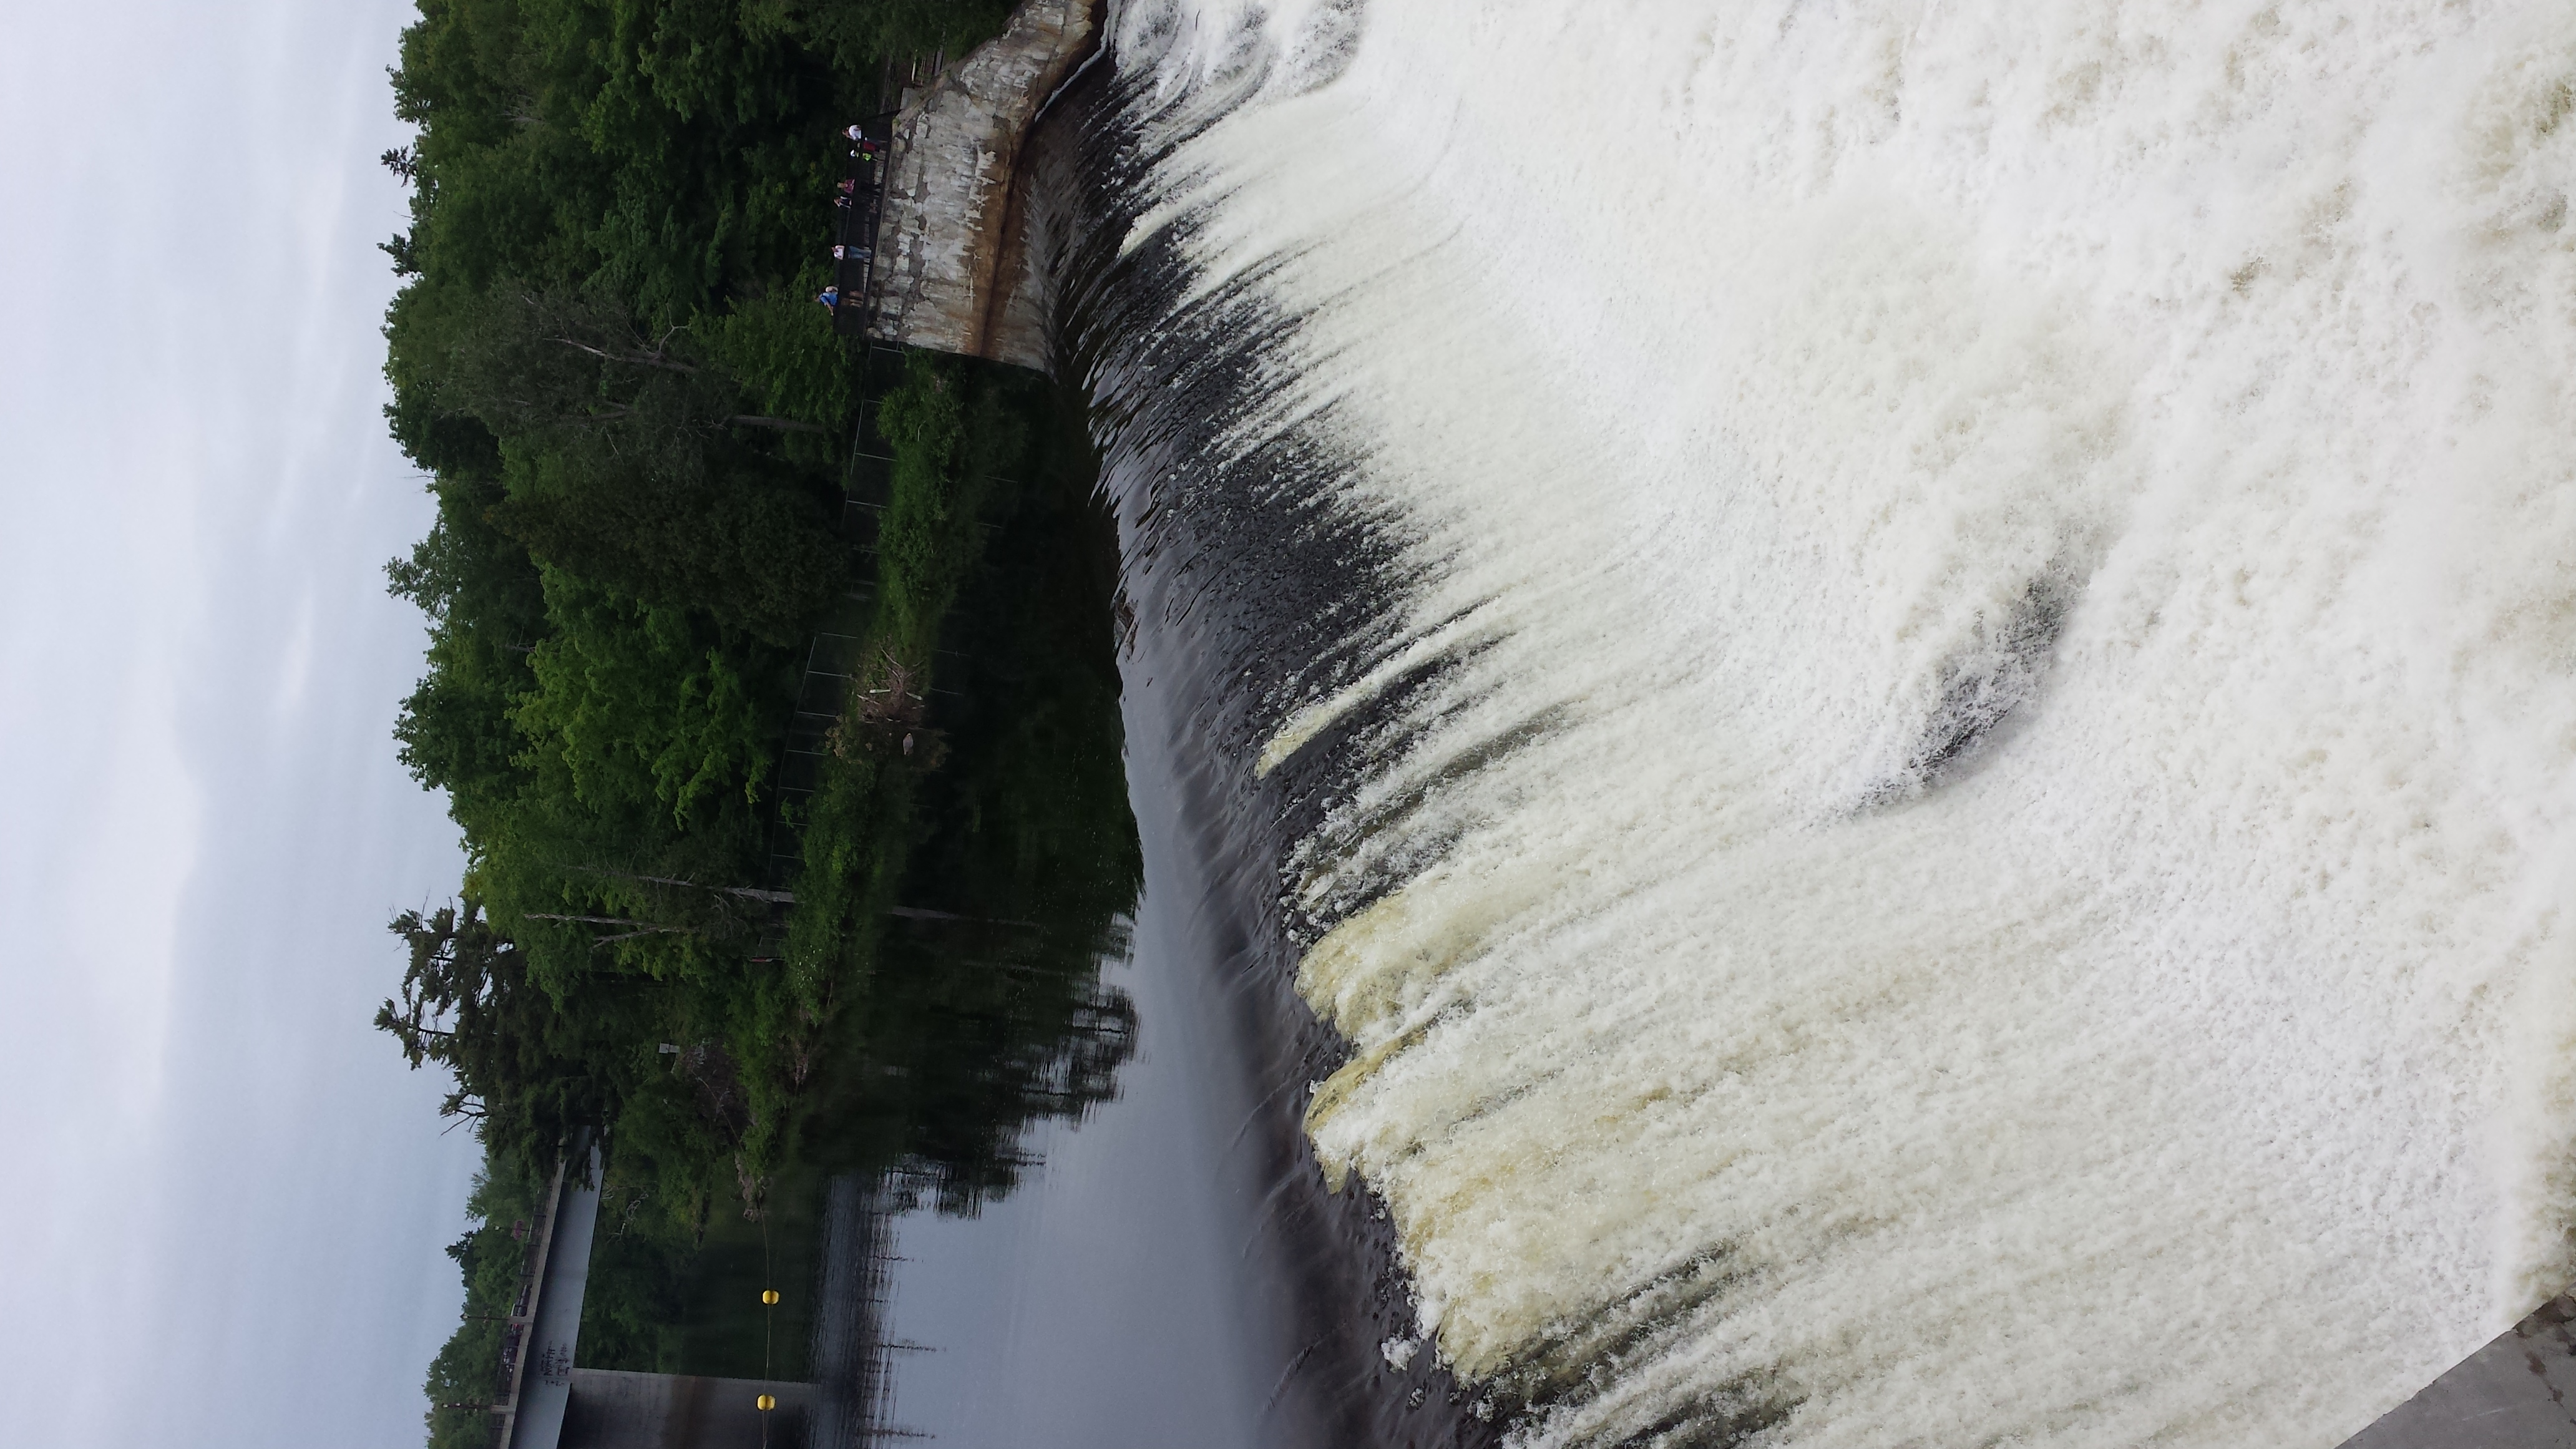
[[0, 1, 484, 1445]]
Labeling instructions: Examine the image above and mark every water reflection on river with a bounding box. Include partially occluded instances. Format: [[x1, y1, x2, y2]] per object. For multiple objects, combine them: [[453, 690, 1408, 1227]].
[[881, 638, 1441, 1449], [879, 630, 1451, 1447], [877, 863, 1277, 1448]]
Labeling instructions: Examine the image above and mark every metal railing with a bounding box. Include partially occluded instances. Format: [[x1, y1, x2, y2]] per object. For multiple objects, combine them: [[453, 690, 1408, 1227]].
[[828, 98, 903, 339]]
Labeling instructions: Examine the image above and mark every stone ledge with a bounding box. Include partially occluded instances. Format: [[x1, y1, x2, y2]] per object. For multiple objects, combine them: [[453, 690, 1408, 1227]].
[[866, 0, 1101, 371]]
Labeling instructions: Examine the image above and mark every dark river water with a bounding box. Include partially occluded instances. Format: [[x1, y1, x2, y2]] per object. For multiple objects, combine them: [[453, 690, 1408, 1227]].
[[879, 669, 1443, 1448], [871, 49, 1500, 1449]]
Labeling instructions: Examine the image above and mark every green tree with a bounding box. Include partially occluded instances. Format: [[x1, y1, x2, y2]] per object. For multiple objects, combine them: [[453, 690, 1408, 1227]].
[[511, 569, 774, 831], [378, 898, 662, 1168]]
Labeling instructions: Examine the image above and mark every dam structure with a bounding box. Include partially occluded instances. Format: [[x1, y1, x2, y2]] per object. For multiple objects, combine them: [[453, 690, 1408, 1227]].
[[855, 0, 1100, 373], [2338, 1286, 2576, 1447], [1025, 4, 2576, 1446], [809, 1, 2576, 1442], [489, 1151, 902, 1449]]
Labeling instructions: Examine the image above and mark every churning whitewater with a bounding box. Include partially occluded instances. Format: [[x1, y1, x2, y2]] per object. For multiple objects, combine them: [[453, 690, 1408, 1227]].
[[1095, 1, 2576, 1443]]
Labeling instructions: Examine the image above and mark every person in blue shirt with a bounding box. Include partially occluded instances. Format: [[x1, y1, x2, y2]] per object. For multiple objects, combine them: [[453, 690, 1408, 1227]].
[[816, 286, 841, 310]]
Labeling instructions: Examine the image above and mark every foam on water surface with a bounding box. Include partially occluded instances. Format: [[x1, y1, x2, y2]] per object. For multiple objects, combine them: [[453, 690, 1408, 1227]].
[[1100, 2, 2576, 1443]]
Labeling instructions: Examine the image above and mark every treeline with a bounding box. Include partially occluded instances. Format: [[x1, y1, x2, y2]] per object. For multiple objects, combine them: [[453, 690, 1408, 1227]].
[[378, 2, 1141, 1443]]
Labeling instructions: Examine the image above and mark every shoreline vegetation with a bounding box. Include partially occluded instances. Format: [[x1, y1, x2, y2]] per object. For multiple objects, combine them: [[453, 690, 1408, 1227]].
[[374, 4, 1136, 1443]]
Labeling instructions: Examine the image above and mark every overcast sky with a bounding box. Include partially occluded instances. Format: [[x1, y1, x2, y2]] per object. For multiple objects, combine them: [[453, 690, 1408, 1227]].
[[0, 2, 484, 1444]]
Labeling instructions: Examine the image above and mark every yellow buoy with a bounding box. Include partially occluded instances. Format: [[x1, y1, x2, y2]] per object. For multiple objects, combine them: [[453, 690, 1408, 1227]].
[[756, 1393, 777, 1412], [761, 1289, 780, 1305]]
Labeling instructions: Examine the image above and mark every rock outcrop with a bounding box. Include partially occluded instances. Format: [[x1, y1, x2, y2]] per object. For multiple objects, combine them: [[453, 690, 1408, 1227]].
[[866, 0, 1100, 371]]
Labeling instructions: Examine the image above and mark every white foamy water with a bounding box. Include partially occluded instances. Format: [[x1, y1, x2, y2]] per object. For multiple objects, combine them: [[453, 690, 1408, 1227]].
[[1108, 2, 2576, 1443]]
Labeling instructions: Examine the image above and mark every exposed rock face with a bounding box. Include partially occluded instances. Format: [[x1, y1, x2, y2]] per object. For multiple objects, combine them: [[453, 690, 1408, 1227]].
[[866, 0, 1100, 372]]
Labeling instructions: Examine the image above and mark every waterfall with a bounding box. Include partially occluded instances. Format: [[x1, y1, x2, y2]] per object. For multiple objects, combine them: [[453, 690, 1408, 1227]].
[[1060, 1, 2576, 1443]]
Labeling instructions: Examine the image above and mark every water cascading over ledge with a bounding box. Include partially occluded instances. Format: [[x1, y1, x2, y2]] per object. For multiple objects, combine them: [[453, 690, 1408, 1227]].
[[1033, 2, 2576, 1447], [877, 0, 2576, 1444]]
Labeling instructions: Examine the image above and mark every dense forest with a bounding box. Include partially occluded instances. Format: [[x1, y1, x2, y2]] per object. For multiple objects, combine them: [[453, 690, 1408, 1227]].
[[374, 2, 1139, 1442]]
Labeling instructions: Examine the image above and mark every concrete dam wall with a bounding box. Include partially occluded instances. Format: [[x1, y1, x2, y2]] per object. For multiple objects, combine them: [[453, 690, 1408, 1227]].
[[2336, 1289, 2576, 1448], [864, 0, 1101, 372]]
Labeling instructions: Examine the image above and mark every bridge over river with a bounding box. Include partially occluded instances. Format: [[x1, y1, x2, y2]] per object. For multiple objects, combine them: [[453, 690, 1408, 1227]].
[[489, 1139, 899, 1449]]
